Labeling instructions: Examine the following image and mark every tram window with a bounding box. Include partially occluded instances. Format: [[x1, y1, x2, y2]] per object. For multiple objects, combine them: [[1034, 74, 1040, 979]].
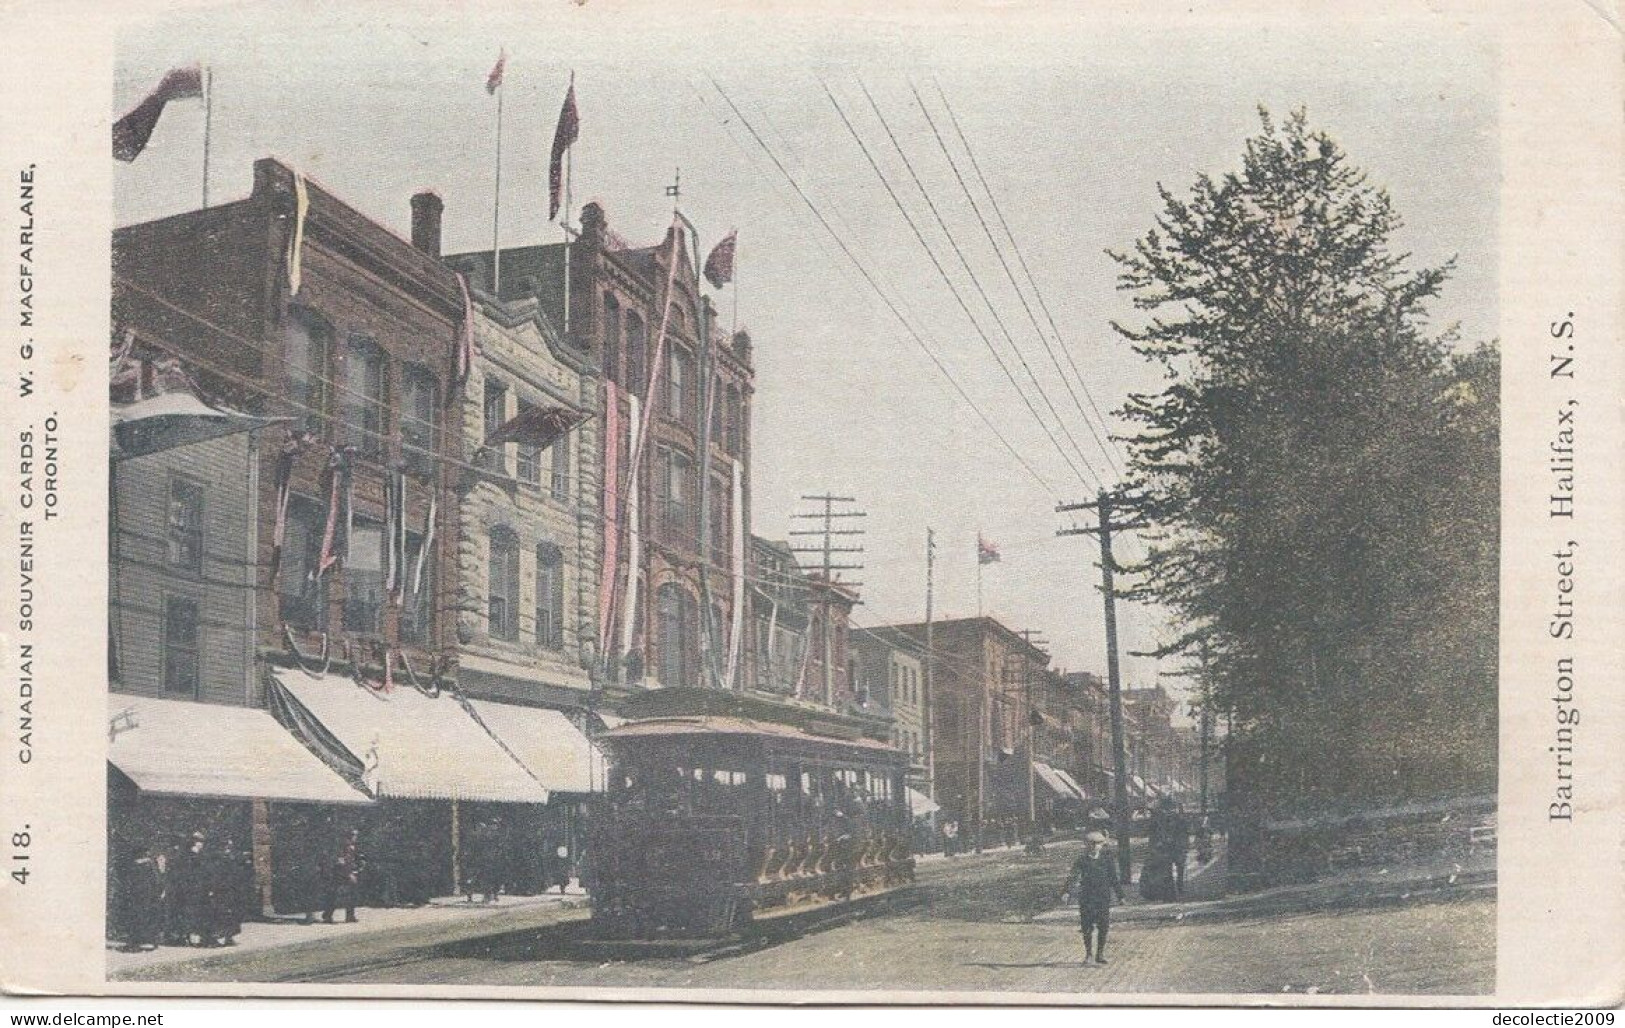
[[766, 773, 788, 792]]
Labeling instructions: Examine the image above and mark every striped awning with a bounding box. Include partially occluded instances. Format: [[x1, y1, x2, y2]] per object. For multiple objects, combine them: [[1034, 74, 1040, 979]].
[[107, 694, 370, 806], [269, 670, 548, 804]]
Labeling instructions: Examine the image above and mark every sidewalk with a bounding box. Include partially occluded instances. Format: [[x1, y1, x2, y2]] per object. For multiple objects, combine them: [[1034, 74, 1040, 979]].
[[108, 888, 589, 980]]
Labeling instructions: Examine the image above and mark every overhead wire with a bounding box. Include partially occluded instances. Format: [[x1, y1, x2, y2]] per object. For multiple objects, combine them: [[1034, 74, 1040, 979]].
[[931, 78, 1130, 478], [704, 77, 1058, 500], [909, 81, 1121, 484], [821, 80, 1097, 495], [845, 77, 1104, 492]]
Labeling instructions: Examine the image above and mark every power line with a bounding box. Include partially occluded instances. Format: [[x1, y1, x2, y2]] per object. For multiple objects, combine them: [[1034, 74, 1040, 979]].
[[822, 80, 1096, 494], [909, 81, 1121, 483], [931, 79, 1130, 478], [705, 78, 1056, 500], [849, 78, 1104, 492]]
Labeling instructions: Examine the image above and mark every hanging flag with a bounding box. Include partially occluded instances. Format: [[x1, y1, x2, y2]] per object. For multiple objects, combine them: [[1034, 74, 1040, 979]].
[[112, 64, 204, 162], [486, 49, 506, 95], [703, 230, 737, 289], [454, 272, 476, 383], [548, 81, 579, 221], [285, 171, 310, 295], [977, 534, 1001, 565]]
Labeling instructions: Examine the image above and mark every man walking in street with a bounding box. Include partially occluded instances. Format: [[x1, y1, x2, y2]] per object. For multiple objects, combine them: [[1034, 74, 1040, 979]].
[[1063, 830, 1125, 965]]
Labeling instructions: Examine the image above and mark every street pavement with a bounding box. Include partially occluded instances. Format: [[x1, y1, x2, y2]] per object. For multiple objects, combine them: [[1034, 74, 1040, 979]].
[[114, 838, 1495, 997]]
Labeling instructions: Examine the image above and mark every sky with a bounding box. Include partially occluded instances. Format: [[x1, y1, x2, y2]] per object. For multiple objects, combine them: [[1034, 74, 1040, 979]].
[[112, 1, 1499, 709]]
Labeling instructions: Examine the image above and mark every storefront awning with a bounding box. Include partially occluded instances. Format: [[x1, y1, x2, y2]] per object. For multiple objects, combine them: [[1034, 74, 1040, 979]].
[[1033, 762, 1085, 802], [907, 786, 941, 818], [269, 670, 548, 804], [1052, 767, 1089, 803], [467, 700, 601, 795], [107, 694, 371, 805]]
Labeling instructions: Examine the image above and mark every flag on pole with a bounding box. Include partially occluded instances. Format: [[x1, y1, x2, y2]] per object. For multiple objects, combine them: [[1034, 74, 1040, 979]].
[[977, 534, 1001, 565], [113, 64, 204, 162], [703, 230, 737, 289], [486, 50, 506, 94], [548, 81, 580, 221]]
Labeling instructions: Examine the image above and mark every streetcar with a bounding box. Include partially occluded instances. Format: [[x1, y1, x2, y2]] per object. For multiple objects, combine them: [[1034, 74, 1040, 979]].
[[588, 716, 916, 939]]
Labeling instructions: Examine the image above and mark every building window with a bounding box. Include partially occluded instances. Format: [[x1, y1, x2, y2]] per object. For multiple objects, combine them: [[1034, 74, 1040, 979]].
[[659, 448, 695, 549], [278, 496, 327, 632], [549, 434, 570, 501], [725, 385, 742, 454], [286, 309, 330, 435], [344, 519, 386, 635], [709, 374, 724, 442], [401, 364, 436, 478], [667, 346, 690, 422], [340, 335, 387, 458], [162, 595, 200, 697], [625, 313, 646, 394], [515, 399, 542, 487], [536, 542, 564, 651], [656, 582, 695, 689], [602, 295, 620, 383], [167, 476, 204, 573], [400, 531, 433, 645], [488, 526, 520, 642], [710, 483, 730, 562], [483, 379, 508, 474]]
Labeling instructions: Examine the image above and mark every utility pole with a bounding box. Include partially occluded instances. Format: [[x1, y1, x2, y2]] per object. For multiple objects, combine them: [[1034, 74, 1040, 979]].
[[790, 495, 865, 706], [1058, 488, 1149, 886], [924, 528, 937, 801]]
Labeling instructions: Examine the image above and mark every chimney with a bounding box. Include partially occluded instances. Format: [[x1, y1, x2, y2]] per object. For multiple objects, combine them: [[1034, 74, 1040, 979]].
[[410, 191, 443, 257]]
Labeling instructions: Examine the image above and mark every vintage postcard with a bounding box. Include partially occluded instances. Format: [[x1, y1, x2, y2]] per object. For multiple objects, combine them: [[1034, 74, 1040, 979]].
[[0, 0, 1620, 1007]]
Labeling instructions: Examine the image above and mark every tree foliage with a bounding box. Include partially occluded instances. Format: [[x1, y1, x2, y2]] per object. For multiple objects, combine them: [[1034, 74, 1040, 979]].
[[1110, 110, 1498, 816]]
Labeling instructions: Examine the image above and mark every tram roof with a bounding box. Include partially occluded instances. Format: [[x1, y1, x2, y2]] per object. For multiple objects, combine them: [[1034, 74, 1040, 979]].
[[602, 715, 899, 755]]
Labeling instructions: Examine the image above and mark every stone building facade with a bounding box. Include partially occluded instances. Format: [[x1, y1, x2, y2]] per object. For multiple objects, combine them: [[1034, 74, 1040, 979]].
[[420, 193, 602, 708]]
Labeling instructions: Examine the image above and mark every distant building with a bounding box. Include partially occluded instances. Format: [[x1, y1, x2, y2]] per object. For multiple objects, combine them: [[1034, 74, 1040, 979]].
[[885, 616, 1047, 846], [851, 626, 930, 798]]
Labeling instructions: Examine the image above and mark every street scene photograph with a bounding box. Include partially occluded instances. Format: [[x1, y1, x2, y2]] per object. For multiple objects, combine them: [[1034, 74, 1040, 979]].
[[100, 2, 1498, 1000]]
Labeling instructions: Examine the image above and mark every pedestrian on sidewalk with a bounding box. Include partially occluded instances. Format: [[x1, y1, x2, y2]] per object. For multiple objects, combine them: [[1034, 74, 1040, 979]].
[[1063, 831, 1124, 966], [321, 828, 362, 924]]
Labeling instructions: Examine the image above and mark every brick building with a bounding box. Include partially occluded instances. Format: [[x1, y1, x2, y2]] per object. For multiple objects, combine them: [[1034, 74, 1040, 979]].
[[884, 616, 1047, 846], [448, 202, 753, 701], [109, 159, 551, 921]]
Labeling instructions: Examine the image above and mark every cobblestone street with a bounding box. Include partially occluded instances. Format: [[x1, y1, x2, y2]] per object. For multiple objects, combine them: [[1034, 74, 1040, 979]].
[[128, 839, 1494, 998]]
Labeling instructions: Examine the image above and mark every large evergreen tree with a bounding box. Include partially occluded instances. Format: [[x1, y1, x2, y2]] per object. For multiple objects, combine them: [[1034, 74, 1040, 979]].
[[1110, 110, 1497, 820]]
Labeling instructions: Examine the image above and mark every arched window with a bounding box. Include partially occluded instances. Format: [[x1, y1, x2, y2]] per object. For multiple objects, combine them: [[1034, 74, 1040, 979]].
[[625, 312, 646, 394], [488, 526, 520, 642], [536, 542, 565, 651], [725, 384, 742, 453], [602, 294, 620, 383], [656, 582, 697, 688]]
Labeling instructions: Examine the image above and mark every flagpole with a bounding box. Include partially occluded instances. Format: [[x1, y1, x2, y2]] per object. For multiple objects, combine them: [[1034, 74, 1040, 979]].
[[563, 70, 573, 338], [492, 73, 504, 294], [201, 65, 212, 209]]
